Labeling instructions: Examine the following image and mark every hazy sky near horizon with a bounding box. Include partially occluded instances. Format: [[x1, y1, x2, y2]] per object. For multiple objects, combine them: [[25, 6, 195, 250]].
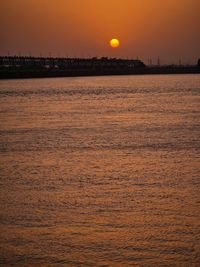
[[0, 0, 200, 64]]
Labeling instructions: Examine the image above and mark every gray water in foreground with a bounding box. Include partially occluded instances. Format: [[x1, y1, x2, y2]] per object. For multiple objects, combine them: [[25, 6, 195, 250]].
[[0, 74, 200, 266]]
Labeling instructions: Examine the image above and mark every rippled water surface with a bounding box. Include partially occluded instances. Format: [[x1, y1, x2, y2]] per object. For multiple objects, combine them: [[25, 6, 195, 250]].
[[0, 74, 200, 266]]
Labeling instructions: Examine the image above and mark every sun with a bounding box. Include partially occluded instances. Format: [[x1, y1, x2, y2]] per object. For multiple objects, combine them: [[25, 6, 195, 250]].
[[110, 38, 120, 48]]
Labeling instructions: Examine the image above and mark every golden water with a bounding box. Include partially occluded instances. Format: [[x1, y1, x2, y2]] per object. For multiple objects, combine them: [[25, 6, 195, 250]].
[[0, 74, 200, 266]]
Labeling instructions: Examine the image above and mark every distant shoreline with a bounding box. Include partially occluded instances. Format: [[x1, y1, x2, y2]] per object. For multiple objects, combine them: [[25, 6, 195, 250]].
[[0, 66, 200, 80], [0, 56, 199, 79]]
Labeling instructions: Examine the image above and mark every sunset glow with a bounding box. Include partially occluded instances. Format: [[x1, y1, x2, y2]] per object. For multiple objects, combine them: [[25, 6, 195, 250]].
[[110, 39, 120, 48], [0, 0, 199, 63], [0, 0, 200, 266]]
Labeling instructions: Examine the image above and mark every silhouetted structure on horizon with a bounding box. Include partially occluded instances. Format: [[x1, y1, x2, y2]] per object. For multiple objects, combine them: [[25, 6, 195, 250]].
[[0, 56, 145, 69], [0, 56, 200, 79]]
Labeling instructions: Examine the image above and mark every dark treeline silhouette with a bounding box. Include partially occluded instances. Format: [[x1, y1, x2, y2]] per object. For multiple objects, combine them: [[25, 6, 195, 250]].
[[0, 56, 199, 79]]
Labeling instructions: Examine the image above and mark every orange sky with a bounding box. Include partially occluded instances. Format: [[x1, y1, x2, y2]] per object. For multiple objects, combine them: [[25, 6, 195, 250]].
[[0, 0, 200, 64]]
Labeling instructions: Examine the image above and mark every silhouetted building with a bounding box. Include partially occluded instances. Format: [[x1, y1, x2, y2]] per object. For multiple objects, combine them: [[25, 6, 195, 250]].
[[0, 56, 145, 69]]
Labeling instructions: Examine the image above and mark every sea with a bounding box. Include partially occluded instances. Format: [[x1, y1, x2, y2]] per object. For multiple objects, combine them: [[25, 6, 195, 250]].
[[0, 74, 200, 266]]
